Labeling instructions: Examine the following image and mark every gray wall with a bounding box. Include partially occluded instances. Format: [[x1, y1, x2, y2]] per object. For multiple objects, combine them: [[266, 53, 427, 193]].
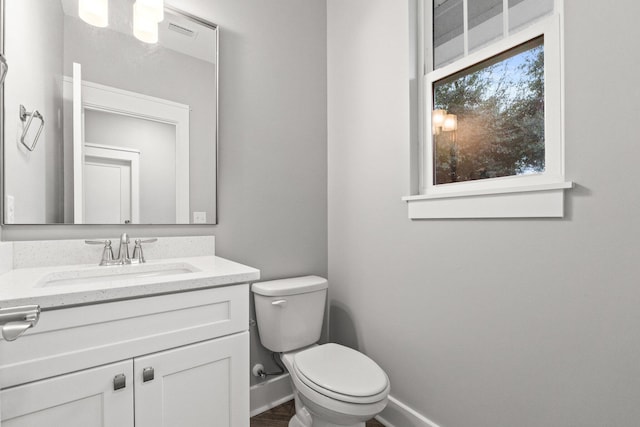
[[2, 0, 328, 386], [3, 0, 64, 224], [327, 1, 640, 427], [197, 0, 328, 384]]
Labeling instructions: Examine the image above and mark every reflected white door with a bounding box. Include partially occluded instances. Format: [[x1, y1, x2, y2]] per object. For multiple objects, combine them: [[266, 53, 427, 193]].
[[72, 62, 84, 223], [84, 158, 131, 224], [83, 144, 140, 224]]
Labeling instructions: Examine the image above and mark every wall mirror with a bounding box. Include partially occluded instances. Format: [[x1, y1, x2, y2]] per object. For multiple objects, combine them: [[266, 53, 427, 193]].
[[1, 0, 218, 225]]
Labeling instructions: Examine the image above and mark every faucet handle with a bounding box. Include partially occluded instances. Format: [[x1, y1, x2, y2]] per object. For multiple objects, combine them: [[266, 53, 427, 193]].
[[85, 240, 115, 266], [85, 239, 110, 245], [137, 238, 158, 244], [131, 238, 158, 264]]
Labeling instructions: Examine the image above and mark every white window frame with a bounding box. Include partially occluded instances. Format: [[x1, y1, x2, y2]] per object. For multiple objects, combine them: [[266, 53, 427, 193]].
[[404, 0, 573, 219]]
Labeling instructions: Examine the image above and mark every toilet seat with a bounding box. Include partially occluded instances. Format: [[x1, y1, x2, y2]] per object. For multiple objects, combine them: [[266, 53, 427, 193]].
[[292, 343, 389, 404]]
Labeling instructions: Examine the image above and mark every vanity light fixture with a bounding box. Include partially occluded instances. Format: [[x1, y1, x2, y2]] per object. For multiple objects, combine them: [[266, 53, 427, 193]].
[[79, 0, 109, 28], [133, 1, 159, 44], [432, 109, 446, 127], [136, 0, 165, 23], [432, 109, 458, 134], [442, 114, 458, 132], [432, 109, 446, 135]]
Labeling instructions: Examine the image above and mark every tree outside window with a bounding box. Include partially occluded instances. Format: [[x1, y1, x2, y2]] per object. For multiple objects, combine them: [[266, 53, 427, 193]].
[[432, 37, 545, 185]]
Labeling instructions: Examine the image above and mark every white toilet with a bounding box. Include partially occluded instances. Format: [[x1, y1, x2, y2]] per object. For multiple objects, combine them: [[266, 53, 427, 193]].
[[252, 276, 390, 427]]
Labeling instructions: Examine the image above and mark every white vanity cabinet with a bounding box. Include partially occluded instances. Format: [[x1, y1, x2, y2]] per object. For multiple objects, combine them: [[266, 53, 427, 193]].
[[1, 360, 135, 427], [134, 333, 247, 427], [0, 284, 250, 427]]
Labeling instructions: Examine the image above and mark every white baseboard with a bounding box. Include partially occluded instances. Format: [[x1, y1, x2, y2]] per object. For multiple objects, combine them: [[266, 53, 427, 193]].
[[250, 373, 294, 417], [376, 395, 441, 427]]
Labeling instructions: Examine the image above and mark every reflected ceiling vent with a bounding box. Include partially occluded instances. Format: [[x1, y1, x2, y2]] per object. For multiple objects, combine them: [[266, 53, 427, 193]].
[[167, 22, 197, 38]]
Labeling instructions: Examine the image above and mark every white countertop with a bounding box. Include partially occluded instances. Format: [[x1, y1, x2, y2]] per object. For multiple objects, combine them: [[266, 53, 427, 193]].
[[0, 256, 260, 309]]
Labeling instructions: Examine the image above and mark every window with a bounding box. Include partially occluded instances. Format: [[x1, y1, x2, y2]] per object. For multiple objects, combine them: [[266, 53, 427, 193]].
[[433, 37, 544, 186], [404, 0, 572, 219]]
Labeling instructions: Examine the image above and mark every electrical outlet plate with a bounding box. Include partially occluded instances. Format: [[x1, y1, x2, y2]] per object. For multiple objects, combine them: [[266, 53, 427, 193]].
[[193, 211, 207, 224], [5, 195, 15, 224]]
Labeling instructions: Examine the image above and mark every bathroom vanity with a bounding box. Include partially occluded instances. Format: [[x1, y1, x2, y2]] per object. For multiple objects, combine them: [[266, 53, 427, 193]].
[[0, 0, 254, 424], [0, 245, 259, 427]]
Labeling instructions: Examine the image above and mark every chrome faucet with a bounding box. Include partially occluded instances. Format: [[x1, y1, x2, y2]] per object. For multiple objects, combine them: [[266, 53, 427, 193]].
[[131, 238, 158, 263], [116, 232, 132, 265], [85, 233, 156, 266]]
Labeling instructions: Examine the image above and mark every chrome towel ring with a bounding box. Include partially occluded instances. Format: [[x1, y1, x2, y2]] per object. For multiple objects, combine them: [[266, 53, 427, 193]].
[[19, 104, 45, 151], [0, 53, 7, 84]]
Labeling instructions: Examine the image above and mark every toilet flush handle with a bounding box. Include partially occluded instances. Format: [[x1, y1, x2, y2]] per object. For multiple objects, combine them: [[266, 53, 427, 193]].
[[271, 299, 287, 308]]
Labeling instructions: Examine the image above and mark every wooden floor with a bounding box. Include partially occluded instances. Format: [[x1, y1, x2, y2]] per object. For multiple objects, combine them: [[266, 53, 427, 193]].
[[250, 400, 385, 426]]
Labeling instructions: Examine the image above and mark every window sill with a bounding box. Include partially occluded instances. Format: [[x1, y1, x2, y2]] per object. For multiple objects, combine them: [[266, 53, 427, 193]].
[[403, 181, 573, 219]]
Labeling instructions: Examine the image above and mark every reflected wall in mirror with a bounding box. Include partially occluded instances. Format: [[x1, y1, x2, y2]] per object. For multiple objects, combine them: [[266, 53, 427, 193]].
[[2, 0, 218, 224]]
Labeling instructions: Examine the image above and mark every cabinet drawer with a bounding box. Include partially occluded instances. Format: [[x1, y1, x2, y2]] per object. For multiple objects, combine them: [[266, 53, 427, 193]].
[[0, 284, 249, 389]]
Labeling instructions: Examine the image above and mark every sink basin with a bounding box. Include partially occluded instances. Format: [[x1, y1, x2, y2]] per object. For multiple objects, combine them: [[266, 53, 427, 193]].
[[37, 262, 200, 288]]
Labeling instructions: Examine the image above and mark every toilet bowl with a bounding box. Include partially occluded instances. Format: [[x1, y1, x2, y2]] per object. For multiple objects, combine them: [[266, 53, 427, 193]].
[[282, 344, 389, 427], [252, 276, 390, 427]]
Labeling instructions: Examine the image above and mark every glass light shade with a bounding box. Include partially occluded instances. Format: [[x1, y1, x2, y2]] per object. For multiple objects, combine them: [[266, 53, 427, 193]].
[[432, 109, 447, 126], [137, 0, 164, 22], [443, 114, 458, 132], [133, 2, 159, 44], [79, 0, 109, 27]]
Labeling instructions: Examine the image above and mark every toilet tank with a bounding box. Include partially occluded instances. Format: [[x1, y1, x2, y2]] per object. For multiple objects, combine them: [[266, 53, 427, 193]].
[[252, 276, 328, 352]]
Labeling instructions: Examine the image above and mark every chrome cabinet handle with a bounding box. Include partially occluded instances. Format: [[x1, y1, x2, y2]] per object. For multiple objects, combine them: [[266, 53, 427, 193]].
[[142, 367, 155, 382], [113, 374, 126, 391], [0, 305, 40, 341]]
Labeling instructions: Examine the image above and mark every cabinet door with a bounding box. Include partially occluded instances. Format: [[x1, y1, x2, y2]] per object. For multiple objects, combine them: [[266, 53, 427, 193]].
[[0, 360, 134, 427], [135, 332, 249, 427]]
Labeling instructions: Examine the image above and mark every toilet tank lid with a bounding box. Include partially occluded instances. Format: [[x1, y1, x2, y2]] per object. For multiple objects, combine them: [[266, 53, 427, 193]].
[[252, 275, 328, 297]]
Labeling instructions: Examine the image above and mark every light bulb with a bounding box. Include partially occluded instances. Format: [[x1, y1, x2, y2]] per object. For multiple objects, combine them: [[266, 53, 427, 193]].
[[137, 0, 164, 22], [133, 2, 159, 44], [443, 114, 458, 132], [432, 109, 446, 126], [79, 0, 109, 27]]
